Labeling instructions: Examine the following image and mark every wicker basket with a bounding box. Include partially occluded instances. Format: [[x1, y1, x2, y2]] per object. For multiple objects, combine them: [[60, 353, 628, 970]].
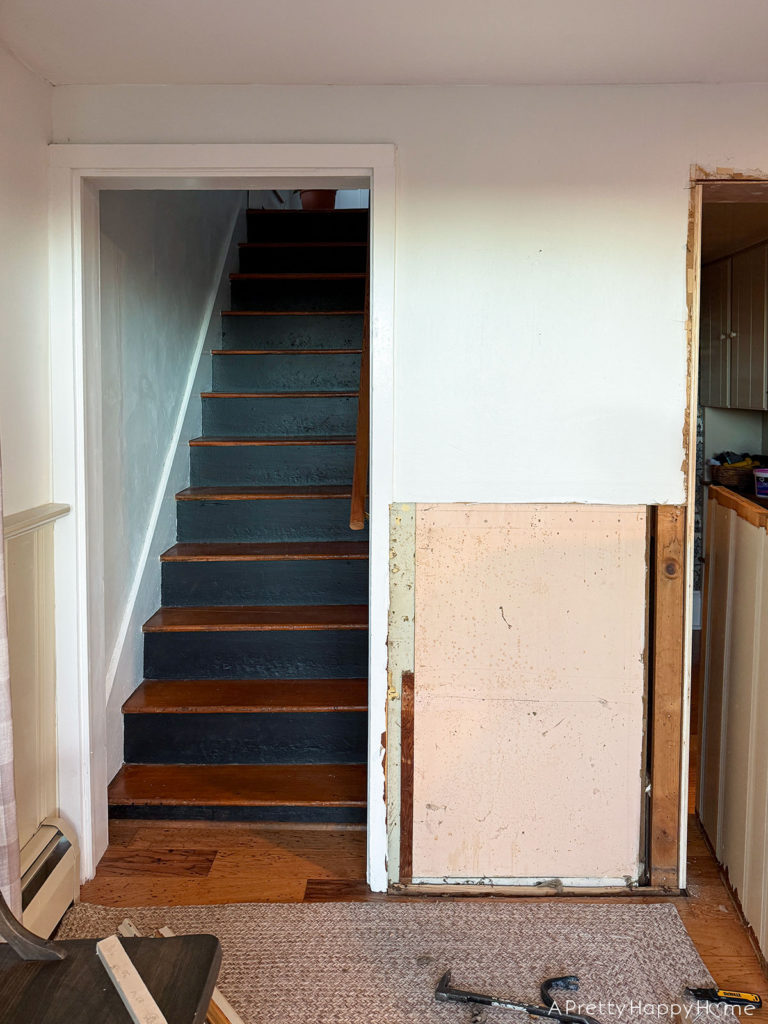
[[711, 465, 755, 492]]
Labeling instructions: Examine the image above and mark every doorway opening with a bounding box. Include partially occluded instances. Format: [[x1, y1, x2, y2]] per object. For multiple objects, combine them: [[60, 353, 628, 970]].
[[691, 176, 768, 955], [48, 144, 396, 891], [98, 187, 372, 895]]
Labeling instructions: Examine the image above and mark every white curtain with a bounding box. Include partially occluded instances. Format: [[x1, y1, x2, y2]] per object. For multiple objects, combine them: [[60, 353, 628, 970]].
[[0, 450, 21, 917]]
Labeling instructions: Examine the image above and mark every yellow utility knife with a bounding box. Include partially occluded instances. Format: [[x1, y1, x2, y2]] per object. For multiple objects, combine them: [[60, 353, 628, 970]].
[[686, 988, 762, 1008]]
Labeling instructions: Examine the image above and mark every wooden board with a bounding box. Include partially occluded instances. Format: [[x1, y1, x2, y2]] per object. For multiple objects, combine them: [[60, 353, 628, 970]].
[[399, 671, 414, 882], [649, 506, 686, 889], [123, 679, 368, 714], [161, 542, 369, 562], [109, 764, 367, 807], [176, 486, 352, 501], [0, 935, 220, 1024], [142, 605, 368, 632]]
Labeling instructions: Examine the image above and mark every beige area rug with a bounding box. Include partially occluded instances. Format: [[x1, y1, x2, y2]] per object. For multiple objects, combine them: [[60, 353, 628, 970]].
[[58, 902, 717, 1024]]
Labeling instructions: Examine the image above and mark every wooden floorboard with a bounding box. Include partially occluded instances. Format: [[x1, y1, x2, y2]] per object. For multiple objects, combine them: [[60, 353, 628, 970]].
[[80, 815, 768, 989]]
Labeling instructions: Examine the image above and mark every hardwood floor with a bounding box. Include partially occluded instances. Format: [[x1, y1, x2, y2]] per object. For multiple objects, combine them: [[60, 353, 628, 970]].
[[82, 631, 766, 989], [80, 816, 766, 991]]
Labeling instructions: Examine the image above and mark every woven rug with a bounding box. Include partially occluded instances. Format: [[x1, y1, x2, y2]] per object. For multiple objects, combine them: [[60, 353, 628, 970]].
[[58, 902, 716, 1024]]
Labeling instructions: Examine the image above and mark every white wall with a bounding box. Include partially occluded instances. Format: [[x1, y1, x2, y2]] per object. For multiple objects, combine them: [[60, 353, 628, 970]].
[[0, 45, 51, 515], [99, 190, 243, 778], [49, 82, 768, 505]]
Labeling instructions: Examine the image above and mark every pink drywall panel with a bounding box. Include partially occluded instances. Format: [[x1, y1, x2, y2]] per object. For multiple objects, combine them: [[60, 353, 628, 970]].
[[412, 503, 648, 881]]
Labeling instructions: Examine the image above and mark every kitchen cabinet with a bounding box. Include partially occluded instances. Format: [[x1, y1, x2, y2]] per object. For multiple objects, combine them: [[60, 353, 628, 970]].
[[699, 258, 730, 408], [730, 244, 768, 410], [700, 242, 768, 411], [699, 485, 768, 960]]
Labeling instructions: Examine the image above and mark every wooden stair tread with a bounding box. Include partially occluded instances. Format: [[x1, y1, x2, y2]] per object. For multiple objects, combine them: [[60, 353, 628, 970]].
[[221, 310, 364, 317], [143, 605, 369, 633], [212, 348, 362, 355], [239, 242, 366, 249], [123, 679, 368, 714], [161, 541, 369, 561], [189, 435, 355, 447], [201, 391, 358, 398], [230, 272, 366, 280], [176, 485, 352, 501], [109, 763, 367, 807]]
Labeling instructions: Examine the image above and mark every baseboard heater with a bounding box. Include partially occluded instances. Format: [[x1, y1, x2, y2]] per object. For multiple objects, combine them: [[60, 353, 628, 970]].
[[20, 817, 79, 938]]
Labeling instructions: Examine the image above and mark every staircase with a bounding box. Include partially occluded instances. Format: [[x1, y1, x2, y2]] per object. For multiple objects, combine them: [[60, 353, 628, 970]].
[[108, 207, 370, 825]]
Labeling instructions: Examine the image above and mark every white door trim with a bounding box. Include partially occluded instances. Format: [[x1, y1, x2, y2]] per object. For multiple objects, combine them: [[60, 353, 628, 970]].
[[48, 143, 397, 891]]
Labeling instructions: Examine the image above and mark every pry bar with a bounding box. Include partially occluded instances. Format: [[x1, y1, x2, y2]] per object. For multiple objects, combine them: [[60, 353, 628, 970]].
[[435, 971, 602, 1024]]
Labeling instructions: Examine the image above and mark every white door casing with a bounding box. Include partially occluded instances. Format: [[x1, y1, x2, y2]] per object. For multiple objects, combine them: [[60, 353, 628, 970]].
[[48, 143, 396, 890]]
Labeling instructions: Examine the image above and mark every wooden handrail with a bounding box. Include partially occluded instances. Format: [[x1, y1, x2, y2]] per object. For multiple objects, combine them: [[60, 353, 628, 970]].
[[349, 252, 370, 530]]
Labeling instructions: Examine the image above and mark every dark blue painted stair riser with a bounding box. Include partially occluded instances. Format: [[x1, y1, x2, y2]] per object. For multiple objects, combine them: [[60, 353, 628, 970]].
[[202, 395, 358, 437], [212, 352, 360, 393], [177, 498, 368, 543], [230, 278, 364, 313], [190, 443, 355, 487], [110, 804, 367, 824], [125, 711, 368, 765], [144, 629, 369, 680], [222, 314, 363, 351], [162, 559, 369, 607], [247, 210, 368, 244], [239, 246, 367, 274]]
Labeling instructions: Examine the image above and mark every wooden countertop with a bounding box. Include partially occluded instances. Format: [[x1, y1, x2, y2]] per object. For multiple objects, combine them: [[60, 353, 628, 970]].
[[709, 484, 768, 531]]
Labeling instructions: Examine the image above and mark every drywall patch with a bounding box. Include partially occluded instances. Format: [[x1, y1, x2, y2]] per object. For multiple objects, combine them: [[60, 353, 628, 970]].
[[412, 503, 647, 882]]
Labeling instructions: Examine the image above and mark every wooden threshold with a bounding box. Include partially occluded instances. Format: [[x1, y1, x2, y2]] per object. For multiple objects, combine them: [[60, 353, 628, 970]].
[[109, 764, 367, 807], [392, 882, 682, 897], [123, 679, 368, 714], [161, 542, 369, 562], [176, 485, 352, 501], [143, 605, 369, 633], [189, 435, 355, 447]]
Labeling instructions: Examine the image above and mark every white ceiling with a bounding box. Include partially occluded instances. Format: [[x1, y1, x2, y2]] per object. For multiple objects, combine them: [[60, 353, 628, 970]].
[[2, 0, 768, 87]]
